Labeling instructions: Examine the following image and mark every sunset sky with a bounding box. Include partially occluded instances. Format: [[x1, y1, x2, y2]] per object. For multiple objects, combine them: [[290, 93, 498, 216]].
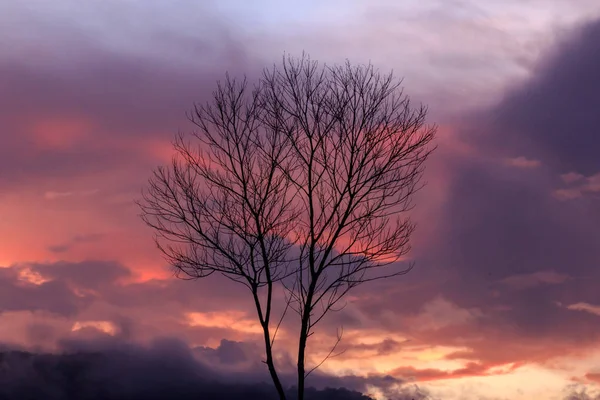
[[2, 1, 600, 399]]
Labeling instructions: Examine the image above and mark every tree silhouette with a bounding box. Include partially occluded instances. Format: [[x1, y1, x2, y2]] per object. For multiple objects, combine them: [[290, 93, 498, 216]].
[[139, 54, 436, 400]]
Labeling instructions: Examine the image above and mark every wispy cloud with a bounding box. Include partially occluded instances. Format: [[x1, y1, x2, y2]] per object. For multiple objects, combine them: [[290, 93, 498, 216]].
[[504, 156, 541, 168], [499, 271, 570, 290], [565, 302, 600, 317], [44, 189, 98, 200]]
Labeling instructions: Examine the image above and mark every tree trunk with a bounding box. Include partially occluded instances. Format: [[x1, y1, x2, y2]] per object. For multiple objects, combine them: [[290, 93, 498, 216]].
[[263, 327, 287, 400], [297, 298, 313, 400]]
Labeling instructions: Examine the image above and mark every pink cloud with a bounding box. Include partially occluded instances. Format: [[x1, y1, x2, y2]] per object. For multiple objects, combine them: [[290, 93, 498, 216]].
[[566, 302, 600, 317], [505, 156, 542, 168]]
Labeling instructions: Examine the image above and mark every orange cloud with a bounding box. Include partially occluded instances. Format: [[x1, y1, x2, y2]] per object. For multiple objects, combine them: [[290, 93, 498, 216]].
[[389, 361, 523, 382], [185, 311, 264, 335], [72, 320, 118, 336], [17, 267, 51, 285], [586, 372, 600, 384]]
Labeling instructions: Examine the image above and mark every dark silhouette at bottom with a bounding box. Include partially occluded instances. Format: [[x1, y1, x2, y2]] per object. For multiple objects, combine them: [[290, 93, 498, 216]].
[[0, 349, 373, 400]]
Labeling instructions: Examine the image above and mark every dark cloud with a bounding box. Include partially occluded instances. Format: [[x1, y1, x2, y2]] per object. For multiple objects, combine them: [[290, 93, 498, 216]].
[[48, 244, 71, 254], [0, 260, 130, 317], [100, 273, 253, 313], [330, 16, 600, 376], [191, 340, 411, 398], [407, 16, 600, 362], [349, 338, 408, 355], [432, 17, 600, 334], [26, 323, 58, 346], [0, 337, 384, 400], [0, 268, 89, 317], [29, 260, 131, 290], [563, 384, 600, 400], [195, 339, 253, 365], [476, 19, 600, 176], [48, 234, 105, 254], [0, 260, 409, 397]]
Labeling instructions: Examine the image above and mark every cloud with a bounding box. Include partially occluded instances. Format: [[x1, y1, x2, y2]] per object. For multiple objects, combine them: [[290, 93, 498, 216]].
[[72, 320, 119, 336], [410, 297, 481, 331], [328, 16, 600, 380], [553, 172, 600, 201], [390, 361, 519, 382], [2, 3, 600, 398], [478, 19, 600, 176], [48, 233, 105, 254], [0, 339, 238, 400], [0, 336, 420, 400], [427, 16, 600, 339], [562, 172, 586, 184], [499, 271, 570, 290], [44, 190, 99, 201], [504, 156, 541, 168], [0, 53, 250, 192], [585, 373, 600, 384], [0, 261, 424, 397], [565, 303, 600, 317], [0, 12, 267, 195], [0, 260, 130, 320], [562, 384, 600, 400], [195, 339, 256, 366], [0, 267, 90, 317], [27, 260, 131, 290], [554, 188, 585, 201], [44, 191, 74, 200]]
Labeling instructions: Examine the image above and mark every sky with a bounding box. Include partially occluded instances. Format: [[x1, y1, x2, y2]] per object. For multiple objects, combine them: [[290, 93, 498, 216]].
[[1, 0, 600, 399]]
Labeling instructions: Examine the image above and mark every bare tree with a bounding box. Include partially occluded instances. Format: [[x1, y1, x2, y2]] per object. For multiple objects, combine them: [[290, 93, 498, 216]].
[[138, 54, 436, 400]]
